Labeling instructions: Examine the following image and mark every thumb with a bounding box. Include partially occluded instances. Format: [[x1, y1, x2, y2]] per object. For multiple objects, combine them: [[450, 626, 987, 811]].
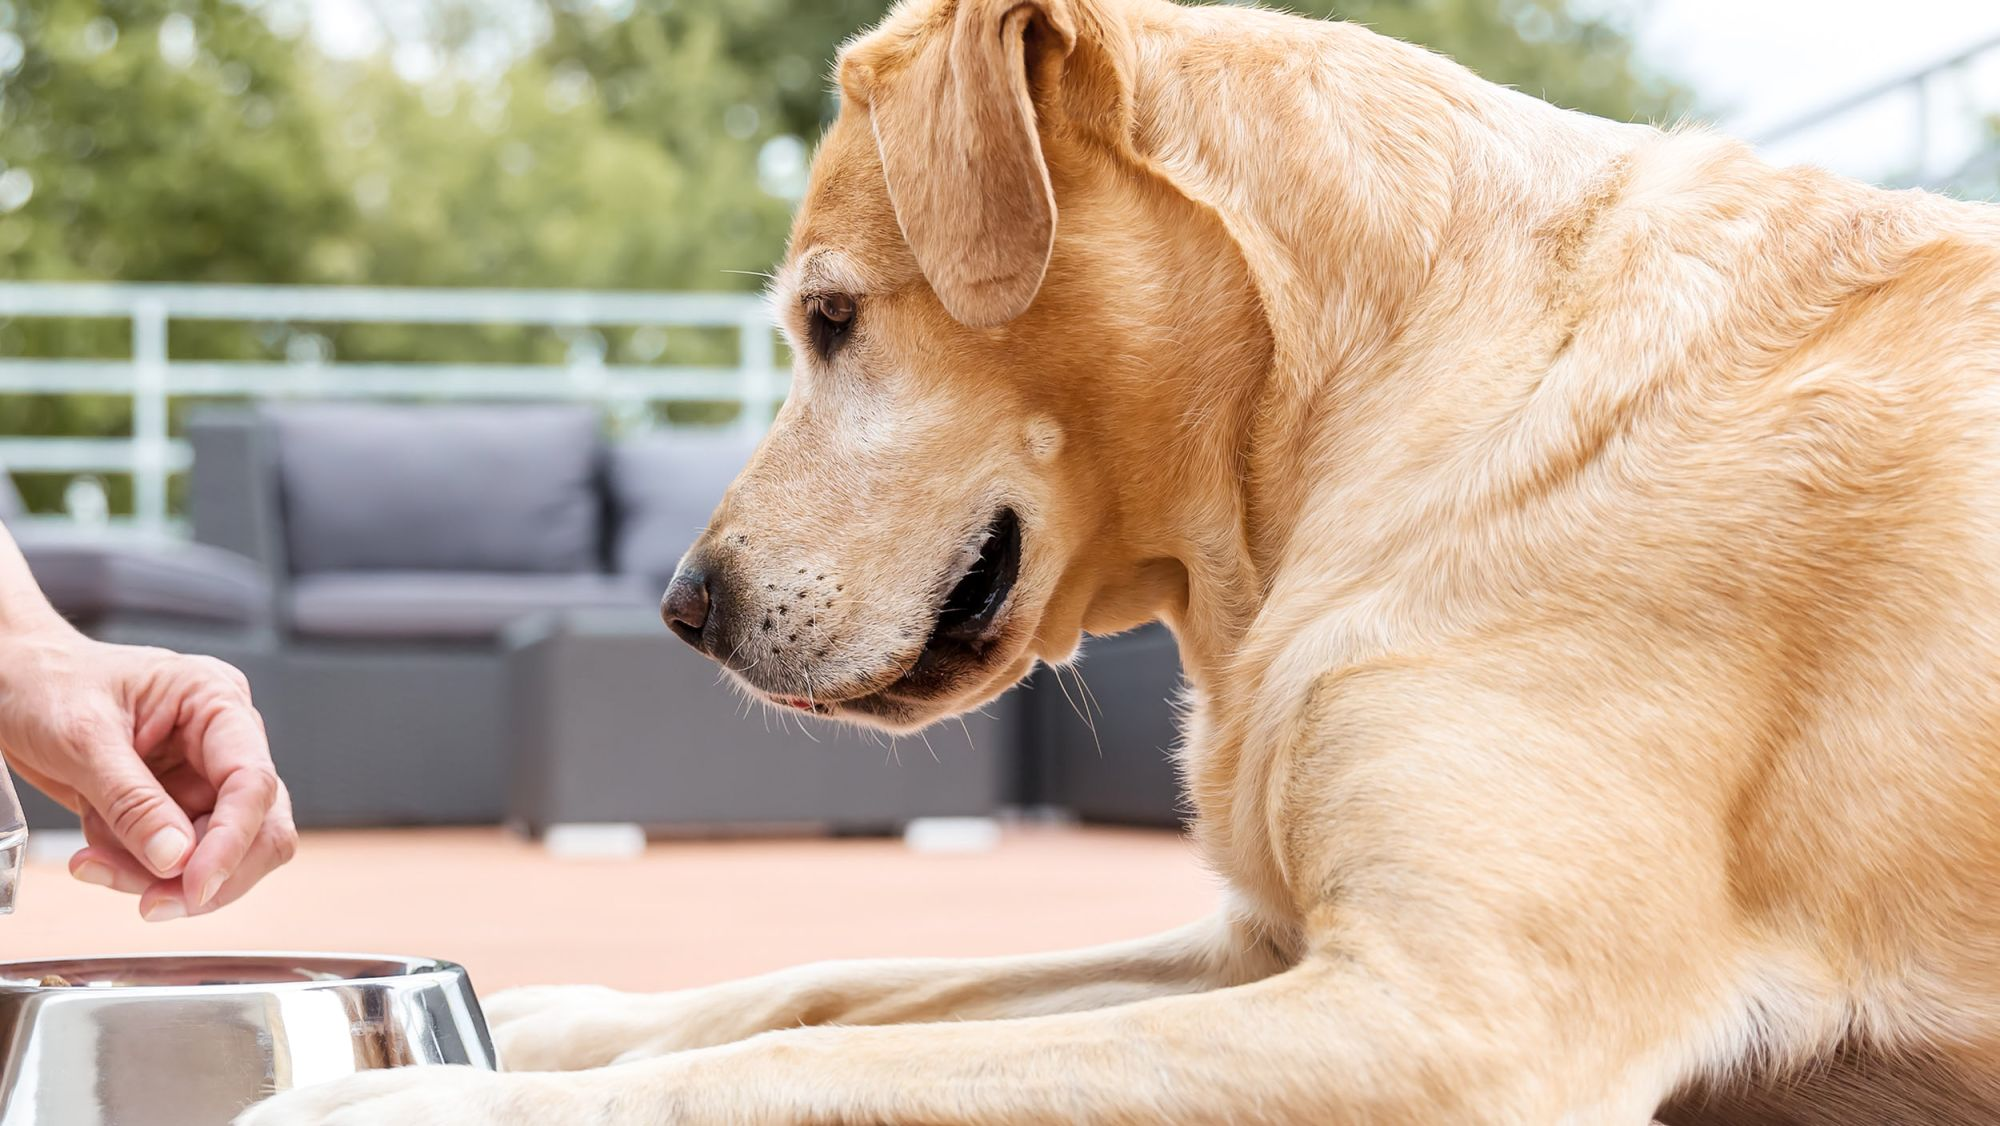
[[78, 745, 197, 879]]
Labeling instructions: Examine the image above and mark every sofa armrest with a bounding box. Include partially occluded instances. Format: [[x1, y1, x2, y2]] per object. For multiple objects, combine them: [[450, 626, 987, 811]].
[[189, 408, 288, 578]]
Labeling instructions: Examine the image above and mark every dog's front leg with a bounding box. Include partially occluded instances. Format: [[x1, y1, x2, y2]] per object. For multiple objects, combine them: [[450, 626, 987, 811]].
[[239, 954, 1679, 1126], [242, 665, 1750, 1124], [486, 909, 1287, 1070]]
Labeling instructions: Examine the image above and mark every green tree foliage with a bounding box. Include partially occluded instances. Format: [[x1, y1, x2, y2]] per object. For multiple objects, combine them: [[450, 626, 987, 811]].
[[537, 0, 885, 162], [0, 0, 348, 287], [0, 0, 1679, 513], [1302, 0, 1685, 123], [0, 0, 352, 508]]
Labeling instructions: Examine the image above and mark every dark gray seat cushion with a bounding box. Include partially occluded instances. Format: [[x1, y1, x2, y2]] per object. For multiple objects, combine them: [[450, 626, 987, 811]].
[[268, 404, 604, 575], [20, 535, 270, 627], [609, 429, 759, 584], [289, 571, 655, 641]]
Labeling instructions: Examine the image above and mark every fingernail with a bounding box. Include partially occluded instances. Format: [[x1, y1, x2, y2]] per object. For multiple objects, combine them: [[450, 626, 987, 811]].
[[196, 872, 225, 909], [143, 828, 189, 873], [143, 898, 186, 923], [71, 861, 115, 888]]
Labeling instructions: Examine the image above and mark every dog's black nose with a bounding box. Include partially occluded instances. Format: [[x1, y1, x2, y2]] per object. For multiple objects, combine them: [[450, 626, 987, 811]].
[[661, 566, 715, 653]]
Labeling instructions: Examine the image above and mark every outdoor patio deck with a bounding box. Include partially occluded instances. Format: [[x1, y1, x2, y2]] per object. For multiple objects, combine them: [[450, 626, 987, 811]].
[[7, 826, 1219, 994]]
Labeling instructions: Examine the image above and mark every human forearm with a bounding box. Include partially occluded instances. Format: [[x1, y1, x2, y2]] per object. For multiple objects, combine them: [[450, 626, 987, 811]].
[[0, 525, 71, 639]]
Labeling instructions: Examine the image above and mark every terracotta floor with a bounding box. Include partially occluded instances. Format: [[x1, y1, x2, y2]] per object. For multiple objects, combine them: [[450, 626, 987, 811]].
[[4, 826, 1221, 994]]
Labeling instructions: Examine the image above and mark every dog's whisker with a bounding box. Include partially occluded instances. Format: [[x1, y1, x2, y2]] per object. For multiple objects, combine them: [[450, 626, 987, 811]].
[[1071, 664, 1107, 724], [1053, 664, 1102, 758], [795, 670, 824, 743]]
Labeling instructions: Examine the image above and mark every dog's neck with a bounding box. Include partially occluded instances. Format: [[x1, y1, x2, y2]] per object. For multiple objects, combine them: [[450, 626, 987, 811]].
[[1108, 0, 1649, 687]]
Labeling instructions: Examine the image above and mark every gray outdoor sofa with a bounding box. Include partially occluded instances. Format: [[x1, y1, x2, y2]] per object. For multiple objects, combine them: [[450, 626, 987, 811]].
[[5, 404, 1191, 835], [2, 472, 270, 643]]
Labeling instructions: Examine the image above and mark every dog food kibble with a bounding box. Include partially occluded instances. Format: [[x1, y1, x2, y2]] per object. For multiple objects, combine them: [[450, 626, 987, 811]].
[[38, 974, 71, 988]]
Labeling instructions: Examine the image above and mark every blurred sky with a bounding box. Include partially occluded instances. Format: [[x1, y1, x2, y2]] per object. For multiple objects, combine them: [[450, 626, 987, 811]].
[[308, 0, 2000, 184], [1638, 0, 2000, 183]]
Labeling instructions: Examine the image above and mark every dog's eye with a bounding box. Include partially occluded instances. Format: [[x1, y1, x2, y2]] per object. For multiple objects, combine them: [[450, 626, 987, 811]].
[[805, 293, 857, 361]]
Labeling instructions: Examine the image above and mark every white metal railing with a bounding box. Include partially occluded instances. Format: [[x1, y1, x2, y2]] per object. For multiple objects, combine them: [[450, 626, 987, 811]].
[[0, 282, 786, 538], [1752, 32, 2000, 195]]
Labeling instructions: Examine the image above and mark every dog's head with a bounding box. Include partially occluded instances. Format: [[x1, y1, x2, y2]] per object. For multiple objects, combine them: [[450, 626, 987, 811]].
[[663, 0, 1268, 731]]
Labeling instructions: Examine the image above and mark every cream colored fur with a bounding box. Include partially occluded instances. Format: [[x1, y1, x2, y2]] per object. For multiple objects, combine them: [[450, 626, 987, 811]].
[[242, 0, 2000, 1122]]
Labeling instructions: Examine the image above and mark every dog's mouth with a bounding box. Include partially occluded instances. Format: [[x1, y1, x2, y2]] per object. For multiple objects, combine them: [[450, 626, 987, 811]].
[[927, 506, 1023, 653], [885, 505, 1023, 695], [776, 508, 1022, 718]]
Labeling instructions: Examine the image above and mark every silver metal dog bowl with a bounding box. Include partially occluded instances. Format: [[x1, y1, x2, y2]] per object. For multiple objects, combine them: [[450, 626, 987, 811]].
[[0, 952, 495, 1125]]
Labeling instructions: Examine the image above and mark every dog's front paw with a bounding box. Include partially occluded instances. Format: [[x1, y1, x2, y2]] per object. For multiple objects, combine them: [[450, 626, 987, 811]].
[[487, 984, 686, 1072], [235, 1066, 581, 1125]]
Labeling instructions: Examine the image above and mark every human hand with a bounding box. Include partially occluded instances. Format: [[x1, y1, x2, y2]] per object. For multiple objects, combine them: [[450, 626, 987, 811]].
[[0, 624, 295, 919]]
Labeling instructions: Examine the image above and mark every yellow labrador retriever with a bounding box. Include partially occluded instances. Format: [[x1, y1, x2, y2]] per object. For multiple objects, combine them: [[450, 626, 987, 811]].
[[244, 0, 2000, 1122]]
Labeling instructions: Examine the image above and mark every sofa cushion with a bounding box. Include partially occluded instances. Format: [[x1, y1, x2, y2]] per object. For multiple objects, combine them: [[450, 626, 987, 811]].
[[609, 429, 759, 584], [289, 571, 655, 641], [20, 534, 270, 627], [269, 404, 604, 575]]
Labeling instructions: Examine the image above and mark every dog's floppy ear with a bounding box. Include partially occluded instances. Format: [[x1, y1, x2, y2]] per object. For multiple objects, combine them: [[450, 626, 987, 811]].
[[849, 0, 1076, 328]]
